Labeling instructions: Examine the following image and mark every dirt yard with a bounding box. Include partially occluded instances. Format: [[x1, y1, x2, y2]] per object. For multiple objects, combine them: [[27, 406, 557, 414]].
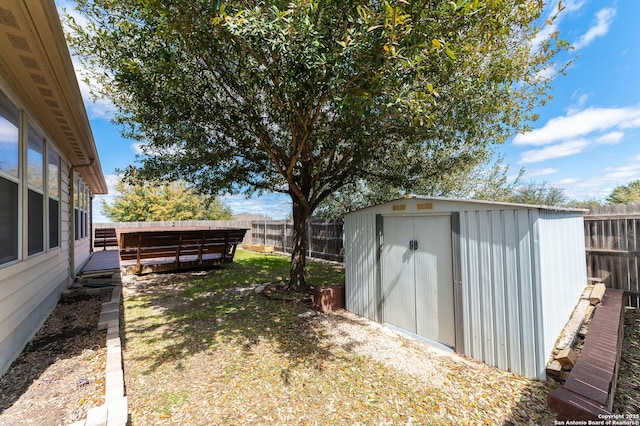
[[0, 263, 638, 425], [0, 289, 110, 426]]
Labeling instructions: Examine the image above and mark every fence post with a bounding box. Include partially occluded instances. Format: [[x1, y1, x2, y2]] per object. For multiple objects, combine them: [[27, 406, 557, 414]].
[[307, 221, 312, 259], [283, 221, 287, 254]]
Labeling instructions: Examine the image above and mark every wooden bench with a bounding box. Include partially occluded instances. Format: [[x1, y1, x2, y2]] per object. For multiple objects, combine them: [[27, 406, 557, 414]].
[[95, 228, 118, 250], [119, 228, 248, 275], [548, 289, 626, 420]]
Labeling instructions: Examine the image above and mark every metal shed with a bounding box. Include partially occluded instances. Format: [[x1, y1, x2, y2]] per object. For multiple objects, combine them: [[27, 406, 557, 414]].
[[344, 196, 587, 379]]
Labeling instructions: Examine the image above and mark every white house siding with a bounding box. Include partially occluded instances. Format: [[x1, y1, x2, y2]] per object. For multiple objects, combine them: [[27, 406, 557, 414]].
[[74, 238, 92, 275], [0, 0, 107, 376], [0, 143, 73, 375]]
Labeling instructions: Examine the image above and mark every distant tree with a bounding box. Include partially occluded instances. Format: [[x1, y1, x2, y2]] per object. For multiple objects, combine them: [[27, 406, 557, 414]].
[[314, 156, 522, 218], [566, 197, 602, 209], [102, 177, 233, 222], [606, 180, 640, 205], [68, 1, 568, 290], [507, 181, 569, 206]]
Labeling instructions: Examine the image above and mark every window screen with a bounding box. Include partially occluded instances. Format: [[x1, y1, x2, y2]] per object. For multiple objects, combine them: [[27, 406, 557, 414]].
[[0, 89, 19, 265], [27, 125, 44, 255], [48, 150, 60, 248]]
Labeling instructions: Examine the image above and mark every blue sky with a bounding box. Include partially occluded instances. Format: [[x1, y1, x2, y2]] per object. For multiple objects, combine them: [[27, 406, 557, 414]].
[[57, 1, 640, 221]]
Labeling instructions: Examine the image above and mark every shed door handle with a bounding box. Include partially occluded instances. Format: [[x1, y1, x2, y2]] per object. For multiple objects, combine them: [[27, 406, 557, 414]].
[[409, 240, 418, 250]]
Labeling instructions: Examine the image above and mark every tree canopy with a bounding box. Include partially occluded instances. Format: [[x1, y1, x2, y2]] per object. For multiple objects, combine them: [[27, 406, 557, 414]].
[[606, 180, 640, 205], [314, 156, 522, 218], [102, 177, 233, 222], [507, 180, 569, 206], [67, 0, 567, 290]]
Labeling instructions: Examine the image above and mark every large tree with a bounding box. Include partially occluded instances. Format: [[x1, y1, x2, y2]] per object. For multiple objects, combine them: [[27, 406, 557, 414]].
[[102, 177, 233, 222], [606, 180, 640, 205], [67, 0, 566, 291], [507, 180, 569, 206], [314, 155, 523, 218]]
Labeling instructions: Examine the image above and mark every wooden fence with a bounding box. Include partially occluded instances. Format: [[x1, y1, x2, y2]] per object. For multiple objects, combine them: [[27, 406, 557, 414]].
[[97, 210, 640, 306], [94, 220, 253, 246], [96, 219, 345, 262], [585, 205, 640, 307], [251, 219, 344, 262]]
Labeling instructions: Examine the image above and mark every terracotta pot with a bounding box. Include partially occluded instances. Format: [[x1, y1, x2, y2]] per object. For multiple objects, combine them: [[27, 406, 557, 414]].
[[313, 285, 345, 312]]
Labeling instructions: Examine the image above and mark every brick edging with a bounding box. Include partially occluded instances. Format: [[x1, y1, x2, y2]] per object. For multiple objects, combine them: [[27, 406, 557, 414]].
[[71, 273, 127, 426]]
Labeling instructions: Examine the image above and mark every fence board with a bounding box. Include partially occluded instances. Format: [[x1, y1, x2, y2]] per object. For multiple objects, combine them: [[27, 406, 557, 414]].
[[97, 210, 640, 306], [585, 207, 640, 307], [251, 219, 343, 262]]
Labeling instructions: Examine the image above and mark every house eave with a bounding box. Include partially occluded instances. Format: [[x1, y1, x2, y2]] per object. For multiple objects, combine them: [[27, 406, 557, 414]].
[[0, 0, 107, 194]]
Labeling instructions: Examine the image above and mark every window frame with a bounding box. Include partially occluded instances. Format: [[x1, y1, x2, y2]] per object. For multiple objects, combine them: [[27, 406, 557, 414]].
[[0, 88, 21, 267], [26, 123, 46, 257], [47, 147, 60, 249]]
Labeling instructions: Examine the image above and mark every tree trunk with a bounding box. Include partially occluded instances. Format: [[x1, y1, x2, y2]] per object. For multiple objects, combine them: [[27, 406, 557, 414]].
[[289, 198, 311, 292]]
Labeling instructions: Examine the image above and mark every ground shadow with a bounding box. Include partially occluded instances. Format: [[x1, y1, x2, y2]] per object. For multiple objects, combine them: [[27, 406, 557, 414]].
[[0, 289, 112, 416], [119, 263, 339, 378]]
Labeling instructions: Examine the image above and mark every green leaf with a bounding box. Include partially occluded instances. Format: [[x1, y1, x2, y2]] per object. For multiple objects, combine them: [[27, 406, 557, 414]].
[[444, 47, 455, 59]]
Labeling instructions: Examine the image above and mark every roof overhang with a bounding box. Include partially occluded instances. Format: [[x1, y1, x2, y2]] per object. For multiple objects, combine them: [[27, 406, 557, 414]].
[[0, 0, 107, 194]]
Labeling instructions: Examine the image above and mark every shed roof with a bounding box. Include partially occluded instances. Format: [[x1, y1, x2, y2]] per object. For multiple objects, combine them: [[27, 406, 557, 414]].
[[346, 195, 587, 215], [0, 0, 107, 194]]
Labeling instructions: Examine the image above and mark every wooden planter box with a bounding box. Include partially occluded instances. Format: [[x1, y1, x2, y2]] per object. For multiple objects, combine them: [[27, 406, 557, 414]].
[[313, 285, 345, 313]]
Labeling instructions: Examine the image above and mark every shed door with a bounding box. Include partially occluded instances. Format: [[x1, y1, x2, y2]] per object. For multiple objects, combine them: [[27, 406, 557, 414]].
[[382, 215, 455, 348]]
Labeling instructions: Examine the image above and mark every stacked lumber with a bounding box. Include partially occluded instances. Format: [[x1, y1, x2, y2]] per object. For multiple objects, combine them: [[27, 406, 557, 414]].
[[243, 243, 275, 253], [545, 283, 606, 380]]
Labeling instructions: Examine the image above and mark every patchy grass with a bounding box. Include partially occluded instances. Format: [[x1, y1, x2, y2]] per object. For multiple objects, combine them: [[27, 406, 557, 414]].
[[122, 250, 553, 424]]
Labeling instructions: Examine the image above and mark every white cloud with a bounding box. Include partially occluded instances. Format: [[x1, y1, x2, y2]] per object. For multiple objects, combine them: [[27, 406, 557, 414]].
[[559, 156, 640, 201], [523, 168, 559, 178], [0, 120, 19, 144], [92, 174, 121, 222], [519, 139, 589, 163], [514, 107, 640, 146], [566, 92, 589, 115], [77, 75, 118, 120], [573, 8, 616, 50], [58, 2, 118, 120], [220, 193, 291, 220], [532, 0, 587, 49], [570, 158, 640, 200], [596, 132, 624, 144], [131, 143, 146, 155], [555, 178, 580, 185], [56, 0, 89, 28]]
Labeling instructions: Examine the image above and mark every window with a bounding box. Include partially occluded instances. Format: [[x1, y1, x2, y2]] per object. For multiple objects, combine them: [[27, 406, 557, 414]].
[[0, 89, 19, 265], [74, 177, 80, 241], [48, 149, 60, 248], [83, 185, 89, 238], [73, 179, 90, 240], [27, 125, 45, 256]]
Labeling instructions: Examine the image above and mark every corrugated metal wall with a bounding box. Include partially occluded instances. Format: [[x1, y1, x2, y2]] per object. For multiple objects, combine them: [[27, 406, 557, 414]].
[[345, 213, 379, 321], [458, 208, 541, 378], [344, 199, 587, 380], [537, 211, 587, 369]]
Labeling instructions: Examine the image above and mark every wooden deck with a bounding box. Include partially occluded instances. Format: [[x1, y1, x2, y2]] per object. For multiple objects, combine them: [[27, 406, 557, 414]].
[[118, 228, 248, 275], [81, 250, 120, 275], [83, 227, 248, 276]]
